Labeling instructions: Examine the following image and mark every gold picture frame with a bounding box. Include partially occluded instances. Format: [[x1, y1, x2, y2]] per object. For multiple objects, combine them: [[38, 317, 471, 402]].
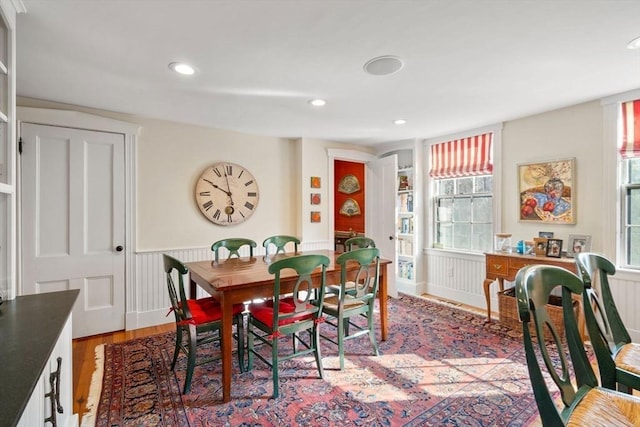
[[518, 158, 575, 224]]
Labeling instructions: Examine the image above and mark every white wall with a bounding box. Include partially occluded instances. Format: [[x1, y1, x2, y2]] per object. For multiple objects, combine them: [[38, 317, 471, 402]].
[[424, 99, 640, 340]]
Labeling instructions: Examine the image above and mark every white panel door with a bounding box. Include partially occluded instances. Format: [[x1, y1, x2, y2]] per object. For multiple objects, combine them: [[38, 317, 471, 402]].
[[21, 123, 125, 338], [366, 155, 397, 297]]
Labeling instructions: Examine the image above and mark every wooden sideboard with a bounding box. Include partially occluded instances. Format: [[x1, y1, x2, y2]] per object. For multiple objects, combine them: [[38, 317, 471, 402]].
[[483, 251, 578, 322]]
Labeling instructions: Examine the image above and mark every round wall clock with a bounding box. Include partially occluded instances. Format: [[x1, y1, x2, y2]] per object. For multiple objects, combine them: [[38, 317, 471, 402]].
[[195, 162, 259, 225]]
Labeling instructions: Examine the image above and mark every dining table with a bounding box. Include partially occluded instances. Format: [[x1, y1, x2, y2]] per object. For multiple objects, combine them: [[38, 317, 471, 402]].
[[186, 249, 392, 402]]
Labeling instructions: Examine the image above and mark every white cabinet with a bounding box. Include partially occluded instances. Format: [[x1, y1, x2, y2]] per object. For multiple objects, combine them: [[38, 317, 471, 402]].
[[17, 314, 76, 427]]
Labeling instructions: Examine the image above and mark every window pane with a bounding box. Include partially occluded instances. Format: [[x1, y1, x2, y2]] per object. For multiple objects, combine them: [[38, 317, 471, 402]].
[[456, 178, 473, 195], [440, 179, 454, 195], [629, 226, 640, 266], [453, 197, 471, 221], [475, 176, 492, 193], [473, 223, 493, 251], [453, 223, 471, 249], [628, 188, 640, 225], [472, 196, 492, 222], [629, 159, 640, 184], [438, 223, 453, 248]]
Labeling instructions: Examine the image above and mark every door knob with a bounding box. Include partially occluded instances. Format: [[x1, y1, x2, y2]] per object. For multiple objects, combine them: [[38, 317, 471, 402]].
[[116, 245, 124, 252]]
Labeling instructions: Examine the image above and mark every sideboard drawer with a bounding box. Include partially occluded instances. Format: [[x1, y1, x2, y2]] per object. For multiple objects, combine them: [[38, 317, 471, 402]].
[[486, 255, 509, 278]]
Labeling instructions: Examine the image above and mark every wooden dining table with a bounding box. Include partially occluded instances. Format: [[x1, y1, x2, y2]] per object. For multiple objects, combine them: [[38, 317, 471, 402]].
[[186, 249, 391, 402]]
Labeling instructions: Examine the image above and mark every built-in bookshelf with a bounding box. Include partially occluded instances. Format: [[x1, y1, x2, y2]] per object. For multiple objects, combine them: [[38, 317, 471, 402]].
[[397, 165, 414, 283]]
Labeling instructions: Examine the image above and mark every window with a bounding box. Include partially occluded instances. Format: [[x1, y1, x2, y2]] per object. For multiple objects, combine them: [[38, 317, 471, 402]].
[[620, 99, 640, 268], [430, 133, 493, 252]]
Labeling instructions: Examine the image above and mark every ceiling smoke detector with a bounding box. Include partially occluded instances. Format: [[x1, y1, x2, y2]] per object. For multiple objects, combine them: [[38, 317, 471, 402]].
[[363, 55, 404, 76]]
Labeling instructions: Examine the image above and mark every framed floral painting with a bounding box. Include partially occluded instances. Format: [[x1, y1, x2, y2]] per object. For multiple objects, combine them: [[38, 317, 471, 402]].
[[518, 158, 575, 224]]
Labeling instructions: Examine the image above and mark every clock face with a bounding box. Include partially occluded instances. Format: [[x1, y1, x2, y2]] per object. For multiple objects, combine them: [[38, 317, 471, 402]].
[[195, 162, 259, 225]]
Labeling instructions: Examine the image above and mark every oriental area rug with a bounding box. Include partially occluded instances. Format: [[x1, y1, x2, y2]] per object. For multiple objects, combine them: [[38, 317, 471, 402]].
[[83, 294, 545, 426]]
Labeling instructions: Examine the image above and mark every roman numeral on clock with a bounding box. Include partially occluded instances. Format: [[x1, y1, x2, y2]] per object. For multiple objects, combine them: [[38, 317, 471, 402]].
[[202, 200, 213, 211], [244, 201, 254, 210]]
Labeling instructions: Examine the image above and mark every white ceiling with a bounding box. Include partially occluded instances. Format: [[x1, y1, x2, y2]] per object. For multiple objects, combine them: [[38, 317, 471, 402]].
[[15, 0, 640, 146]]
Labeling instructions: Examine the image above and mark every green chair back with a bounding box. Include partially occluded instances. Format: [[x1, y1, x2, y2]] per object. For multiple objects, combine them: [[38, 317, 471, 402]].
[[515, 264, 598, 425], [262, 235, 300, 256], [211, 238, 257, 262], [575, 252, 639, 392], [344, 236, 375, 251]]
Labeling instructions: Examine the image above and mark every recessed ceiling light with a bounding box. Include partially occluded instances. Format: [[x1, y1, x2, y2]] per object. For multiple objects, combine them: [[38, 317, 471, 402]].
[[168, 62, 195, 75], [364, 55, 404, 76], [628, 36, 640, 49], [393, 119, 407, 125], [309, 99, 327, 107]]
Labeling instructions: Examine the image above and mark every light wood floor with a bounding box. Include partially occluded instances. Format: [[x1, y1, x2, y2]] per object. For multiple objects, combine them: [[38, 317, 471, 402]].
[[72, 322, 174, 419]]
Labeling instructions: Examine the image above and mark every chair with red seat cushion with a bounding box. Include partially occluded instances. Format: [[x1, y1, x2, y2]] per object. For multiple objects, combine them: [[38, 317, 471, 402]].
[[163, 254, 246, 394], [246, 254, 330, 398]]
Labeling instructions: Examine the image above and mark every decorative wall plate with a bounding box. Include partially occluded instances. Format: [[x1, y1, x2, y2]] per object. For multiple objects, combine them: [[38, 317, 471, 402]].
[[338, 174, 360, 194], [339, 198, 361, 216]]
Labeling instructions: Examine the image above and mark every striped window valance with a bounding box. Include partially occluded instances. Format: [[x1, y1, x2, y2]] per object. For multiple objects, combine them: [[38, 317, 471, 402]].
[[621, 99, 640, 159], [429, 133, 493, 178]]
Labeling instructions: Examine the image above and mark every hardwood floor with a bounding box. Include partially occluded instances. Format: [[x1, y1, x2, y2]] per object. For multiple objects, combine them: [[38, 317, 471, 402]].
[[71, 322, 174, 420]]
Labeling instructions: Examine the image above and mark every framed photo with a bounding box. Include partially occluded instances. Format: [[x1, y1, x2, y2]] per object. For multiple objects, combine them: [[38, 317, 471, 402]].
[[310, 176, 321, 188], [310, 211, 321, 223], [546, 238, 563, 258], [533, 237, 548, 256], [567, 234, 591, 257], [518, 158, 575, 224], [310, 193, 321, 205], [538, 231, 554, 239]]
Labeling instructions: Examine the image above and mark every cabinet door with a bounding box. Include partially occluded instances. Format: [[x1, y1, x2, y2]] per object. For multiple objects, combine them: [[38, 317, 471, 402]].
[[16, 315, 75, 427]]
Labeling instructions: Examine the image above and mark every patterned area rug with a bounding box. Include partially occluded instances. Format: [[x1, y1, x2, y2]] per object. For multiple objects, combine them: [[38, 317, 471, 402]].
[[87, 294, 544, 426]]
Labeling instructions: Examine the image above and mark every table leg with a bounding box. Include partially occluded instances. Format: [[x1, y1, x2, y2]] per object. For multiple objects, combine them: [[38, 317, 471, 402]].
[[483, 277, 504, 323], [379, 264, 388, 341], [220, 296, 233, 402]]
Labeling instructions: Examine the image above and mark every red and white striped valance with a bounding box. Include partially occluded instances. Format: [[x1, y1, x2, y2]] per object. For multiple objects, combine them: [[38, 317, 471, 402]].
[[429, 133, 493, 178], [621, 99, 640, 159]]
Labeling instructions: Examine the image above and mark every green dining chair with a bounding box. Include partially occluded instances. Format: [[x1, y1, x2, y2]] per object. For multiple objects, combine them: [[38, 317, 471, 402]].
[[162, 254, 246, 394], [515, 264, 640, 425], [246, 254, 330, 398], [262, 235, 300, 256], [344, 236, 375, 251], [321, 248, 380, 369], [211, 238, 257, 263], [575, 252, 640, 393], [328, 237, 376, 297]]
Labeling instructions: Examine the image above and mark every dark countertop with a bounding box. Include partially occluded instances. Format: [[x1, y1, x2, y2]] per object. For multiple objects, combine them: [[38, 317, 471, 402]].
[[0, 290, 79, 427]]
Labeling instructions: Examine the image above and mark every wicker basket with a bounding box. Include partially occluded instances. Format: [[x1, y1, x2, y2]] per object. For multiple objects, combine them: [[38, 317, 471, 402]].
[[498, 287, 578, 341]]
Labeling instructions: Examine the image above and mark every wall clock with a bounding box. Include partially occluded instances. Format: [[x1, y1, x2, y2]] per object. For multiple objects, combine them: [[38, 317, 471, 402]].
[[195, 162, 259, 225]]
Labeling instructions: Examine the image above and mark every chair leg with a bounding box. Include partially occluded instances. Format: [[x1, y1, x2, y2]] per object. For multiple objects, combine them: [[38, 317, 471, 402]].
[[367, 312, 380, 356], [247, 321, 255, 371], [183, 325, 197, 394], [338, 316, 345, 370], [235, 314, 246, 373], [313, 324, 324, 379], [272, 335, 280, 398], [171, 326, 182, 370]]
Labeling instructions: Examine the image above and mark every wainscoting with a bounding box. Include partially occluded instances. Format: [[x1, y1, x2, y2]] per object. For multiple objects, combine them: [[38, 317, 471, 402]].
[[128, 240, 331, 330], [424, 249, 640, 341]]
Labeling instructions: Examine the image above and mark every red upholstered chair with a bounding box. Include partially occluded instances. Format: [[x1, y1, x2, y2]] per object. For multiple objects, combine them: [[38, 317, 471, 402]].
[[246, 254, 330, 398], [163, 254, 246, 394]]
